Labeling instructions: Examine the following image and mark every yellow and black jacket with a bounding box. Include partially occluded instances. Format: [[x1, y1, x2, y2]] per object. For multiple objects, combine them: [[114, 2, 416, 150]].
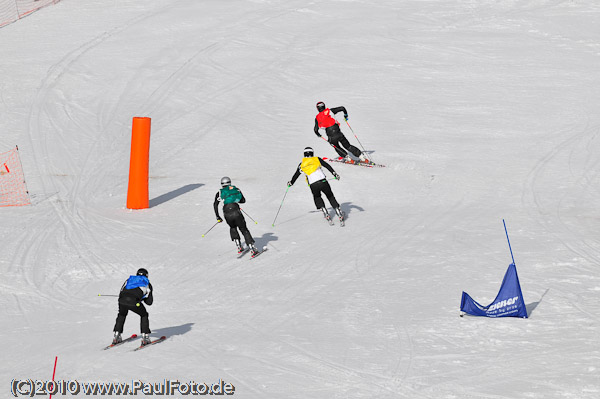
[[290, 157, 336, 186]]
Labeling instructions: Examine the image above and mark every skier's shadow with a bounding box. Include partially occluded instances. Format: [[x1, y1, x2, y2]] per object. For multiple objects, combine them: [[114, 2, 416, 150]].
[[152, 323, 194, 338], [150, 184, 204, 208], [339, 202, 365, 221], [276, 202, 364, 226], [254, 232, 278, 248], [526, 288, 549, 316]]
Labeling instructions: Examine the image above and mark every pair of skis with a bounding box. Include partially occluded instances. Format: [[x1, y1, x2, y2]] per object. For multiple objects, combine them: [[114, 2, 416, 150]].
[[322, 156, 385, 168], [237, 246, 268, 259], [103, 334, 167, 351], [322, 209, 345, 227]]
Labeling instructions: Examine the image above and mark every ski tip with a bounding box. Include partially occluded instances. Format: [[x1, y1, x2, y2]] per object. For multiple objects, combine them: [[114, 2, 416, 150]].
[[160, 336, 166, 340]]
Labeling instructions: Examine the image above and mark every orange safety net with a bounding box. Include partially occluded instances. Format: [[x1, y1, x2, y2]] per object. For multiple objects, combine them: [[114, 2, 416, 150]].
[[0, 0, 60, 29], [0, 146, 30, 207]]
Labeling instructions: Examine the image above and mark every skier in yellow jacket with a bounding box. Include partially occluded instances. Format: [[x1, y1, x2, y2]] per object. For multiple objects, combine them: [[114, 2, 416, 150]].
[[288, 147, 345, 224]]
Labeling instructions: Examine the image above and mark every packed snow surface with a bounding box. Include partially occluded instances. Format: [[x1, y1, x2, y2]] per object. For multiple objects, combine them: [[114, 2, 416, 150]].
[[1, 0, 599, 398]]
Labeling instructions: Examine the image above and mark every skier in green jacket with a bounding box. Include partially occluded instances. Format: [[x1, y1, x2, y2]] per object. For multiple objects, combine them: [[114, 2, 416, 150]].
[[213, 176, 258, 255]]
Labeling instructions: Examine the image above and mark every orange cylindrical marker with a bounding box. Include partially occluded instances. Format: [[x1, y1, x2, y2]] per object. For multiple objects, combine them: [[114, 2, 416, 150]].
[[126, 117, 151, 209]]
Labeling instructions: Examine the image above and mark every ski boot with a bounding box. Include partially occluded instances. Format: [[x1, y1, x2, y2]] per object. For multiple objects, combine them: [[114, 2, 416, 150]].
[[250, 244, 259, 257], [335, 207, 345, 227], [234, 239, 244, 253], [141, 333, 151, 346], [321, 207, 333, 225], [358, 153, 370, 164], [112, 331, 122, 345], [343, 155, 353, 164]]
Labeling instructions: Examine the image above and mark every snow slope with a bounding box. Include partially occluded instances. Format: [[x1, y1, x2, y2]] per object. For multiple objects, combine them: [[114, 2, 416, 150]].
[[1, 0, 599, 397]]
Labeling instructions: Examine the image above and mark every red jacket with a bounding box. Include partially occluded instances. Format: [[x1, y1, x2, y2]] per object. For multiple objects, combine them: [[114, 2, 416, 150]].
[[314, 106, 347, 136], [315, 108, 338, 129]]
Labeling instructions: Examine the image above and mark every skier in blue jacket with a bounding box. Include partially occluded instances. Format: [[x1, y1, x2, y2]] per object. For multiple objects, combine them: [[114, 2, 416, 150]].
[[112, 268, 153, 345]]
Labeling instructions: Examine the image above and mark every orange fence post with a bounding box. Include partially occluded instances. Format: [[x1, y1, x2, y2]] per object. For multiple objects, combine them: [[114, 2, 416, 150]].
[[127, 117, 151, 209]]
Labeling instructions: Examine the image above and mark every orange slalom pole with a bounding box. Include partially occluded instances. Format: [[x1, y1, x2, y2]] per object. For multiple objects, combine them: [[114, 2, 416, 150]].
[[126, 117, 151, 209]]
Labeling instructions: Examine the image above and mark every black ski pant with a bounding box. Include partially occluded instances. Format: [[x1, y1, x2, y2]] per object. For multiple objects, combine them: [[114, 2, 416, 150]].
[[310, 179, 339, 210], [113, 302, 150, 334], [326, 125, 361, 158], [224, 204, 255, 245]]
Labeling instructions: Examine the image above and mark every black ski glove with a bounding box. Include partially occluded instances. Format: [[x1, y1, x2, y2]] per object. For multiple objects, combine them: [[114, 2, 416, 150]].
[[333, 172, 340, 180], [217, 217, 223, 223], [287, 181, 293, 187], [344, 113, 348, 120]]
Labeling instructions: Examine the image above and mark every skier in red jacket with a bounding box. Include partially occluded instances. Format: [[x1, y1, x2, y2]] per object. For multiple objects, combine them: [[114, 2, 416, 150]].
[[313, 101, 368, 163]]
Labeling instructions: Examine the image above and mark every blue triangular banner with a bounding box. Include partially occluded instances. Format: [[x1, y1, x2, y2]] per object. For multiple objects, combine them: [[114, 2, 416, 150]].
[[460, 263, 528, 318]]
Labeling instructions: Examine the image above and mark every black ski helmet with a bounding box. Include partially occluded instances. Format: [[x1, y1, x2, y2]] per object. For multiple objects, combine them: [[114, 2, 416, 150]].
[[304, 146, 314, 157], [136, 268, 148, 277], [316, 101, 326, 112], [221, 176, 231, 187]]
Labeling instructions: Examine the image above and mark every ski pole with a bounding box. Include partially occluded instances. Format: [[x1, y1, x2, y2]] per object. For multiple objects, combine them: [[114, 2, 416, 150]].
[[503, 219, 516, 265], [272, 186, 289, 227], [320, 136, 348, 158], [98, 294, 119, 297], [344, 119, 373, 162], [240, 208, 258, 224], [202, 221, 220, 237]]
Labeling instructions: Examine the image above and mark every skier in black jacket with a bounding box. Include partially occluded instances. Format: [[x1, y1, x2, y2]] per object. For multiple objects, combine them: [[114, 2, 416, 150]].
[[112, 268, 153, 345], [314, 101, 368, 163]]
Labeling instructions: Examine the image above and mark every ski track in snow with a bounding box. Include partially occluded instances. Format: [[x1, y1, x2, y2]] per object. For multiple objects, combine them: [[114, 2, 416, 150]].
[[524, 122, 600, 268], [1, 0, 599, 398]]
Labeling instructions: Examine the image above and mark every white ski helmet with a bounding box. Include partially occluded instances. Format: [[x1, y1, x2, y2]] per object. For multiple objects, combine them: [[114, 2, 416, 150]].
[[221, 176, 231, 187], [303, 147, 314, 157]]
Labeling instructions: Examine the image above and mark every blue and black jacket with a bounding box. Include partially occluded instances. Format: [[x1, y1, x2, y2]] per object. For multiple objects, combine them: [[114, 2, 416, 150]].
[[118, 275, 153, 307]]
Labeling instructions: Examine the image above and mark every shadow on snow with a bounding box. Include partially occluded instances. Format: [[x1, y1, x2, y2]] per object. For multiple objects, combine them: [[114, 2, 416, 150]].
[[339, 201, 365, 220], [150, 184, 204, 208], [275, 201, 365, 226], [152, 322, 194, 338], [253, 232, 278, 249], [525, 288, 549, 317]]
